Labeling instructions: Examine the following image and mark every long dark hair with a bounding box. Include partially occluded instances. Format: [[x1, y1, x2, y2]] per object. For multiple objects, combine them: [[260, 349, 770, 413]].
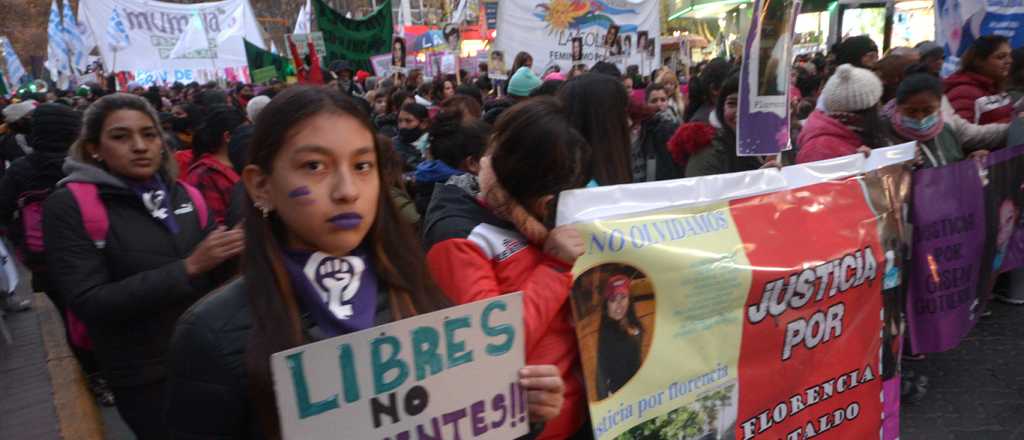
[[557, 74, 631, 186], [960, 35, 1010, 84], [683, 58, 732, 122], [490, 97, 590, 211], [243, 86, 449, 438], [715, 75, 740, 130]]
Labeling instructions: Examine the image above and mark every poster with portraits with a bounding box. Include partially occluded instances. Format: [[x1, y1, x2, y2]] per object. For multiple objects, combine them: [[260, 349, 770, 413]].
[[736, 0, 800, 156], [493, 0, 660, 71], [557, 144, 915, 440]]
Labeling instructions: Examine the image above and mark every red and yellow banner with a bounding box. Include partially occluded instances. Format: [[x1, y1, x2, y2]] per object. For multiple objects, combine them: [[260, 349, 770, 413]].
[[559, 145, 913, 440]]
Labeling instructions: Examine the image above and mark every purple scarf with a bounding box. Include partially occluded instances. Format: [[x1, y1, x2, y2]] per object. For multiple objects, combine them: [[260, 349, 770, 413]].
[[282, 249, 379, 338], [125, 175, 179, 234]]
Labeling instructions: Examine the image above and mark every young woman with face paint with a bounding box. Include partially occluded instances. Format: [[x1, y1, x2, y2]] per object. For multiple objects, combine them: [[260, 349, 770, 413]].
[[165, 87, 567, 439], [42, 94, 242, 439]]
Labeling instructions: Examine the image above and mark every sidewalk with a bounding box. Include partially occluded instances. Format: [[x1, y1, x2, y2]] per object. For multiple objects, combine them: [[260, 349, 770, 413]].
[[900, 301, 1024, 439], [0, 296, 61, 439]]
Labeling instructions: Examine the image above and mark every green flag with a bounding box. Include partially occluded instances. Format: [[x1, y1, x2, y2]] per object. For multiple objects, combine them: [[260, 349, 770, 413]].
[[245, 39, 295, 84], [313, 0, 393, 72], [0, 69, 7, 97]]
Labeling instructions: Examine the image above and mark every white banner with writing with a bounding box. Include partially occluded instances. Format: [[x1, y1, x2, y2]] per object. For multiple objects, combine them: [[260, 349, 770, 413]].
[[79, 0, 265, 85]]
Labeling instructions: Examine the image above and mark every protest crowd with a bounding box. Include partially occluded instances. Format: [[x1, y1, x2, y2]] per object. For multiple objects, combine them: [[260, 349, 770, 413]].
[[0, 0, 1023, 439]]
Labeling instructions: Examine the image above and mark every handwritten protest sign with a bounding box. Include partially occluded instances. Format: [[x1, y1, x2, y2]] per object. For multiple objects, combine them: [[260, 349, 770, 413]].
[[271, 294, 528, 440], [557, 144, 915, 440]]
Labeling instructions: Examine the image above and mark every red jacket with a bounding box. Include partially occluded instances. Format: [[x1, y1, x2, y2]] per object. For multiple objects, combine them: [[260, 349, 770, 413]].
[[796, 110, 863, 164], [287, 36, 324, 85], [185, 154, 239, 225], [944, 71, 1014, 125], [423, 184, 584, 440]]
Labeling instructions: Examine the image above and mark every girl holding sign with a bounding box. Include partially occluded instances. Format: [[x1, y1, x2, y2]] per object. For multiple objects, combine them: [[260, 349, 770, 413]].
[[423, 97, 591, 439], [165, 86, 567, 439]]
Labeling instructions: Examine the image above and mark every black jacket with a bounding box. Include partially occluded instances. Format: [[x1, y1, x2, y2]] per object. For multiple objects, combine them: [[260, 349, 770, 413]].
[[684, 128, 762, 177], [0, 132, 32, 178], [632, 115, 682, 182], [0, 152, 68, 292], [43, 159, 216, 387], [165, 279, 258, 440], [0, 152, 66, 229], [165, 277, 394, 439]]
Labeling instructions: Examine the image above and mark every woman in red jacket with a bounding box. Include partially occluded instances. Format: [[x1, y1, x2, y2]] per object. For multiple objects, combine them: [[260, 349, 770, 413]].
[[944, 35, 1014, 125], [423, 97, 590, 439], [797, 64, 887, 163]]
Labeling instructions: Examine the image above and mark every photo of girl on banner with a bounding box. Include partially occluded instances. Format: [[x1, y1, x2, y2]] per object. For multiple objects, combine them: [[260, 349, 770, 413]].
[[392, 36, 406, 69], [979, 148, 1024, 303], [604, 25, 620, 49], [571, 264, 655, 402], [572, 37, 583, 63]]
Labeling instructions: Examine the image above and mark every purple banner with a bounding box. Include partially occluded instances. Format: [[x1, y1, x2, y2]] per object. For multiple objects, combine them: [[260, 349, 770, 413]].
[[736, 0, 799, 156], [906, 160, 985, 353], [906, 145, 1024, 353], [985, 145, 1024, 274]]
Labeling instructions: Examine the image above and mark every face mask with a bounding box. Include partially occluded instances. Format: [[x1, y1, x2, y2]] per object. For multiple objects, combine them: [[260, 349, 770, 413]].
[[900, 112, 939, 132], [398, 127, 423, 144]]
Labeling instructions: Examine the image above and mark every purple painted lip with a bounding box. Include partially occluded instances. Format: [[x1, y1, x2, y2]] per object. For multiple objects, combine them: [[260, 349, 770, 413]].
[[327, 213, 363, 230]]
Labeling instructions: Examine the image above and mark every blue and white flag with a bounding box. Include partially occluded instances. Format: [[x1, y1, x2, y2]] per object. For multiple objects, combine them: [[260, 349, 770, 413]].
[[76, 0, 97, 56], [106, 7, 130, 52], [62, 0, 88, 75], [1, 37, 29, 88], [47, 0, 71, 81]]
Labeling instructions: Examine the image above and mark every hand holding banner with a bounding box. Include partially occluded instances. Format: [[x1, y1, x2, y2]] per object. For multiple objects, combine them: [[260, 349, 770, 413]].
[[558, 144, 915, 440]]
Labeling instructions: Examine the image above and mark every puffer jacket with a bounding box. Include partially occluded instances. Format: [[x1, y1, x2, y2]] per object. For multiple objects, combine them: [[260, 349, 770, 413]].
[[796, 110, 863, 164], [944, 72, 1014, 125], [43, 159, 216, 387], [422, 184, 584, 440], [685, 127, 762, 177]]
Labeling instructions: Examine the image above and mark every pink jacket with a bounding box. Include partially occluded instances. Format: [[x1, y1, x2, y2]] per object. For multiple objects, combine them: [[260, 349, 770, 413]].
[[796, 110, 863, 164]]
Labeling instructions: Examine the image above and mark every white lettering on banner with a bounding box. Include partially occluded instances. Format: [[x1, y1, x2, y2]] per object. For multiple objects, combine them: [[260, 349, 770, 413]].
[[79, 0, 264, 83], [739, 365, 875, 440], [745, 246, 878, 361]]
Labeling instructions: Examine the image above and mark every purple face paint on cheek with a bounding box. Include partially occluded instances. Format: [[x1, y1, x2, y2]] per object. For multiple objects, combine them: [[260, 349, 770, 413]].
[[287, 186, 315, 205]]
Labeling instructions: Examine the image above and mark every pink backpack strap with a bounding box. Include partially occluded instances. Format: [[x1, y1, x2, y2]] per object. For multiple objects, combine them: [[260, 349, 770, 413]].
[[66, 183, 109, 249], [178, 181, 210, 228]]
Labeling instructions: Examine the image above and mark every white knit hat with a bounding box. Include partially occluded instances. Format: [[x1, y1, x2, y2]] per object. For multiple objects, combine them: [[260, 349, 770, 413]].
[[821, 64, 883, 113]]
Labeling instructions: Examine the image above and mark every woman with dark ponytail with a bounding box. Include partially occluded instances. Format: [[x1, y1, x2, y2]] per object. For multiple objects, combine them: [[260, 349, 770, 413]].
[[165, 86, 567, 439]]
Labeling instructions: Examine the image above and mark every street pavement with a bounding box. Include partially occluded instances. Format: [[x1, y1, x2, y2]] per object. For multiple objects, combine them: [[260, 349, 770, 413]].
[[900, 301, 1024, 440]]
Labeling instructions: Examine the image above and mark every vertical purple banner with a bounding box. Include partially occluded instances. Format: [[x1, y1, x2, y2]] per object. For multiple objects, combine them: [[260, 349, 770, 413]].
[[906, 160, 986, 354], [736, 0, 799, 156], [984, 145, 1024, 274]]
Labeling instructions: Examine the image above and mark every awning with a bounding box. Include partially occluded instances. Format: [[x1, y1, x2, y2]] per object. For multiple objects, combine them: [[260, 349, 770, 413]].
[[668, 0, 750, 20]]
